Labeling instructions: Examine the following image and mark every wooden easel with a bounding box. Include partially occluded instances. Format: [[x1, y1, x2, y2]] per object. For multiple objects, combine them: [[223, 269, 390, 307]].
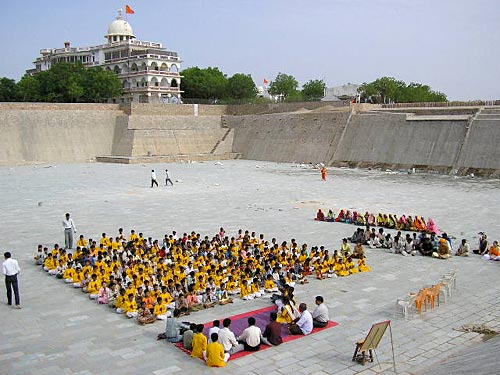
[[352, 320, 395, 371]]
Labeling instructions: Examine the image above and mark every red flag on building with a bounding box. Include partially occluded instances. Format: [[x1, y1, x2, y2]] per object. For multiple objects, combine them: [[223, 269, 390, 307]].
[[263, 79, 269, 85], [126, 5, 135, 14]]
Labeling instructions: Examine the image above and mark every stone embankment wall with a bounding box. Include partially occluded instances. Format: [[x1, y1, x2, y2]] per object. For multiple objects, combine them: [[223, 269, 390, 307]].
[[0, 103, 126, 165], [226, 107, 500, 176], [1, 102, 499, 176]]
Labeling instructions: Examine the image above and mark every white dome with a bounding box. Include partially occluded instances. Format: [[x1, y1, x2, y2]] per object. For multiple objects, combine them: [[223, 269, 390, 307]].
[[106, 16, 135, 38]]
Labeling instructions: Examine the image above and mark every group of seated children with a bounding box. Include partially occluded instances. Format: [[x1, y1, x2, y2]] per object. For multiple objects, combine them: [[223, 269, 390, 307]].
[[315, 209, 440, 234], [347, 226, 465, 260], [35, 227, 371, 325]]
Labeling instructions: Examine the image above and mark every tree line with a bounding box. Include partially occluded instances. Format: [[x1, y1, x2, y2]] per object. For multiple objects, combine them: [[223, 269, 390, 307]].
[[0, 62, 123, 103], [358, 76, 447, 104], [0, 62, 448, 104], [180, 67, 326, 103]]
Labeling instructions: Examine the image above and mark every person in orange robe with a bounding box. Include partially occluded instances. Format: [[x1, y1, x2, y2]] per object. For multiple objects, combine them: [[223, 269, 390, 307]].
[[321, 167, 327, 181]]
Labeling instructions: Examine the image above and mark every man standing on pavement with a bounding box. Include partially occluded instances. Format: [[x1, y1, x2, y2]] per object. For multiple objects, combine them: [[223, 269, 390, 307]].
[[3, 252, 21, 308], [312, 296, 329, 328], [63, 213, 77, 250], [165, 169, 173, 186]]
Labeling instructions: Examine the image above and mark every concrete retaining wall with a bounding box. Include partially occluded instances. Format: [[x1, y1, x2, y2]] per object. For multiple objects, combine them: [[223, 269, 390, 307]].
[[227, 112, 349, 163], [1, 102, 500, 176], [333, 113, 469, 171], [0, 107, 124, 165]]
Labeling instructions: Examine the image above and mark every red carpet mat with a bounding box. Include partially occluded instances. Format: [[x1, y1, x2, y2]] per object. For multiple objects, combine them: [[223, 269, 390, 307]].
[[174, 304, 339, 361]]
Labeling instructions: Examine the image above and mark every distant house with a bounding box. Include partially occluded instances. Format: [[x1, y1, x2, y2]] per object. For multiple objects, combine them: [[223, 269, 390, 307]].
[[323, 83, 361, 102]]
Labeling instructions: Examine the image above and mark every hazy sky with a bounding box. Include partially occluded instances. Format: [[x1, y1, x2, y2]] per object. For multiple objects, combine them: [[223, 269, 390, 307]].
[[1, 0, 498, 100]]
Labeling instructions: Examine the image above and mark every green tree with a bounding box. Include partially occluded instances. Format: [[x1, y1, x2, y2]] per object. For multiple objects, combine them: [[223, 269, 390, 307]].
[[181, 66, 228, 100], [301, 79, 326, 101], [0, 77, 17, 101], [16, 62, 123, 103], [358, 76, 447, 103], [268, 73, 299, 101], [16, 75, 42, 102], [227, 73, 257, 100], [81, 68, 123, 102]]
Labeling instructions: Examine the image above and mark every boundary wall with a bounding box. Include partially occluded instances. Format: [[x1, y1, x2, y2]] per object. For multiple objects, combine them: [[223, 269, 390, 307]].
[[1, 102, 500, 176], [226, 107, 500, 176]]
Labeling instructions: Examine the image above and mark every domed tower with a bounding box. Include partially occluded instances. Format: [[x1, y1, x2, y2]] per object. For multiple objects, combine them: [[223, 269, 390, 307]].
[[105, 10, 136, 44]]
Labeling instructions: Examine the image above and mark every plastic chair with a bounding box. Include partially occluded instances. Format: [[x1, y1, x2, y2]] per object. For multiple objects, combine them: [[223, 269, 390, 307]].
[[442, 270, 457, 290], [396, 294, 416, 320], [414, 289, 427, 314]]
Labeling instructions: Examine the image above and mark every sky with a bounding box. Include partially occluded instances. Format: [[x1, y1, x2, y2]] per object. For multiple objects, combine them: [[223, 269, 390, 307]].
[[0, 0, 498, 101]]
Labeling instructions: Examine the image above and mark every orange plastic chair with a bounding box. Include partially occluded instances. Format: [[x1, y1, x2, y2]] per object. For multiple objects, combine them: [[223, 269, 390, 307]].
[[414, 289, 427, 314]]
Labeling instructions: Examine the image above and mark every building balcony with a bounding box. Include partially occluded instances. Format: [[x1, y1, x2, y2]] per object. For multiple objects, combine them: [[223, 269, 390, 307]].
[[126, 86, 182, 93], [118, 70, 181, 78]]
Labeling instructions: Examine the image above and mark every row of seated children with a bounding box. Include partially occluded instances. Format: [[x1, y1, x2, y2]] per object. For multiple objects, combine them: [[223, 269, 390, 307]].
[[36, 227, 370, 323], [347, 226, 460, 260], [315, 209, 440, 234]]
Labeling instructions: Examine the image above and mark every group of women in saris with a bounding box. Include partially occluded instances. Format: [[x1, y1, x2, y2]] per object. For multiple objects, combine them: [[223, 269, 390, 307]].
[[315, 209, 440, 235]]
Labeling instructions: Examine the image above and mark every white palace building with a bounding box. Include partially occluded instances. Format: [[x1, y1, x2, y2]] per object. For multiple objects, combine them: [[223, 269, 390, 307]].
[[27, 11, 182, 103]]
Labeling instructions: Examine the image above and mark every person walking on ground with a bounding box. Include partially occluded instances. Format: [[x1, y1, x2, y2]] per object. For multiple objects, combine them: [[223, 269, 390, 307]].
[[165, 169, 173, 186], [151, 170, 159, 188], [321, 166, 327, 181], [3, 252, 21, 308], [62, 213, 77, 250]]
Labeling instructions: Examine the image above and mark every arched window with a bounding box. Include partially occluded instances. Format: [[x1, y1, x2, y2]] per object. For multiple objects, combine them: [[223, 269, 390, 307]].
[[170, 64, 179, 73], [170, 79, 178, 88], [160, 78, 170, 88]]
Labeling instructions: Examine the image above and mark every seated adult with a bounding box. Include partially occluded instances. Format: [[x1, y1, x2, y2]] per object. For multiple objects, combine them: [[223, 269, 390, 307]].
[[352, 243, 365, 259], [326, 210, 335, 222], [336, 210, 346, 222], [426, 218, 440, 235], [433, 238, 451, 259], [182, 323, 197, 350], [315, 209, 325, 221], [474, 234, 489, 255], [419, 237, 434, 256], [340, 238, 352, 257], [488, 241, 500, 260], [455, 239, 470, 257], [158, 308, 190, 343], [348, 228, 363, 244], [218, 318, 244, 355], [388, 214, 398, 229], [261, 312, 283, 346], [205, 333, 229, 367], [289, 303, 313, 335], [237, 317, 262, 351], [311, 296, 329, 328]]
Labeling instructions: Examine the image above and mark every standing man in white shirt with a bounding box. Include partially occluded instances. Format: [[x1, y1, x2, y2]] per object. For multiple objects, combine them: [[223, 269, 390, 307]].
[[62, 213, 77, 250], [289, 303, 313, 335], [312, 295, 329, 328], [151, 170, 159, 188], [3, 252, 21, 308]]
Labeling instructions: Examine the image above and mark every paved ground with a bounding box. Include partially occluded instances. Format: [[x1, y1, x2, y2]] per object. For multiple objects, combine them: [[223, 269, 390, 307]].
[[1, 160, 499, 375]]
